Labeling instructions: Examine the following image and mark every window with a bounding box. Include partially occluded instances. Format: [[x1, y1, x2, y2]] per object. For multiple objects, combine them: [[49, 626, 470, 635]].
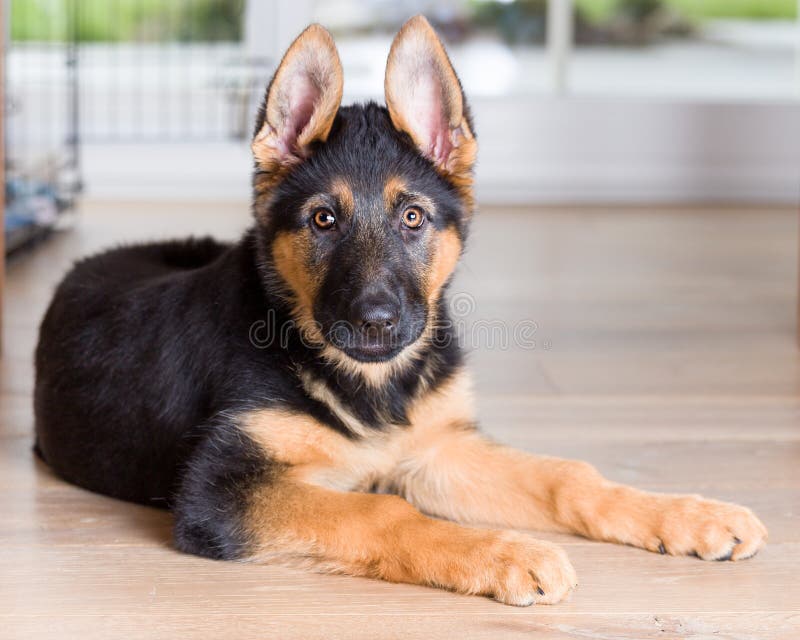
[[309, 0, 799, 100]]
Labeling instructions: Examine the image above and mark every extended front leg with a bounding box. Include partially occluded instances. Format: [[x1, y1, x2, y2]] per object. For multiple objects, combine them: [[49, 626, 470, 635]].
[[173, 424, 577, 606], [392, 426, 768, 560], [243, 481, 579, 605]]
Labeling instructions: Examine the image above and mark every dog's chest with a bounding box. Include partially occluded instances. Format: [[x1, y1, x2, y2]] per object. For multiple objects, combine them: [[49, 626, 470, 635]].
[[298, 369, 475, 491], [243, 369, 475, 492]]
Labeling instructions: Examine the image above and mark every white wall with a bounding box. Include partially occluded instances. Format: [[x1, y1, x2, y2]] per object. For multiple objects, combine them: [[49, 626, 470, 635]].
[[80, 99, 800, 205], [472, 98, 800, 205]]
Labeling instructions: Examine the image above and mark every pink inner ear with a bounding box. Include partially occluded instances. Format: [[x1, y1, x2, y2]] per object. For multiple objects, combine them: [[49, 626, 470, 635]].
[[278, 74, 321, 156], [408, 72, 453, 168]]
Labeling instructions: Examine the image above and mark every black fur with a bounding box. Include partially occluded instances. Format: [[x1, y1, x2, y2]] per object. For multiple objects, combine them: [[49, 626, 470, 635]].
[[172, 422, 278, 560], [34, 101, 469, 559]]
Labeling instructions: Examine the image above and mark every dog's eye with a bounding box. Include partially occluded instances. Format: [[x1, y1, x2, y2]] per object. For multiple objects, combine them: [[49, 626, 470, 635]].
[[401, 206, 425, 229], [312, 208, 336, 230]]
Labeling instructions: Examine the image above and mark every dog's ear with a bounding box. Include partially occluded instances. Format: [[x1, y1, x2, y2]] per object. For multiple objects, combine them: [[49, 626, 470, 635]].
[[252, 24, 343, 173], [384, 15, 477, 190]]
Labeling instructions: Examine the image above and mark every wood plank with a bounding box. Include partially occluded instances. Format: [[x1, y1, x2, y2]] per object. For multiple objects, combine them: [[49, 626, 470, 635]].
[[2, 613, 798, 640], [1, 543, 797, 616]]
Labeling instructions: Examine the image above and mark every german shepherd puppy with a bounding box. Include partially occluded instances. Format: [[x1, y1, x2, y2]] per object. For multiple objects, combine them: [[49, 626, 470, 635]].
[[34, 17, 766, 606]]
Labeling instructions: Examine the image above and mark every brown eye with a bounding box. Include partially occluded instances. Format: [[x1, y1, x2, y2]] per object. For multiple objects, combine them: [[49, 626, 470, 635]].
[[401, 206, 425, 229], [312, 208, 336, 230]]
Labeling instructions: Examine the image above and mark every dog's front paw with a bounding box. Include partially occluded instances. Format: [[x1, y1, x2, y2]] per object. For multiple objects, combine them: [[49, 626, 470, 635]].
[[479, 532, 578, 606], [650, 495, 767, 561]]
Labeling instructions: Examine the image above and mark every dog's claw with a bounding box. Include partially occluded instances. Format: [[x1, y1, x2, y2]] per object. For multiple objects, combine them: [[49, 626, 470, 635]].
[[647, 495, 767, 561]]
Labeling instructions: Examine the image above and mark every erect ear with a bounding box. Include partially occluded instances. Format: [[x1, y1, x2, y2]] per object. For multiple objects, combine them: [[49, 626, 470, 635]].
[[384, 16, 477, 192], [252, 24, 343, 174]]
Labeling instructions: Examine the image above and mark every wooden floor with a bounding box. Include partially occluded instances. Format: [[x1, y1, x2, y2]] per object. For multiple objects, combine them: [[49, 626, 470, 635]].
[[1, 201, 798, 639]]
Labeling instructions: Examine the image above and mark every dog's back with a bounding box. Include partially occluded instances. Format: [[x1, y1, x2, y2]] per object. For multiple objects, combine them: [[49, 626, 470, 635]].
[[34, 237, 232, 506]]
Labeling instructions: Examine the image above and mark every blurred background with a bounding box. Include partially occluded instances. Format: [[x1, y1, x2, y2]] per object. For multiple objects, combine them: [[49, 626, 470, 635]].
[[1, 8, 799, 634], [3, 0, 798, 250], [2, 5, 798, 634]]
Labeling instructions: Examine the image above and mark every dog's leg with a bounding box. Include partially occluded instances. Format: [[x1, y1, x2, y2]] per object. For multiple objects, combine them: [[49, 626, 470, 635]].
[[391, 426, 767, 561], [243, 480, 579, 605], [172, 421, 577, 605]]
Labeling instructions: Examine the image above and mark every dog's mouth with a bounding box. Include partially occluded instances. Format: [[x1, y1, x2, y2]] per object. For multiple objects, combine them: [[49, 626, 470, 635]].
[[343, 341, 404, 363], [323, 319, 425, 363]]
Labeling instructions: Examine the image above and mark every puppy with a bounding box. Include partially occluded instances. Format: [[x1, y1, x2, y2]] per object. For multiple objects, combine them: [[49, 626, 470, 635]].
[[34, 16, 767, 606]]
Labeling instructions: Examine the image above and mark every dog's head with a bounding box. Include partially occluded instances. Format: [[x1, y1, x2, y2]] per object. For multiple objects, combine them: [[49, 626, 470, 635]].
[[252, 16, 476, 368]]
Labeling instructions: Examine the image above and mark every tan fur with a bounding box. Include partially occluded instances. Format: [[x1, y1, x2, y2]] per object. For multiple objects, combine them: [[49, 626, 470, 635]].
[[237, 365, 766, 603], [381, 177, 438, 216], [270, 230, 329, 349], [383, 176, 407, 210], [239, 381, 576, 605], [243, 479, 577, 605], [384, 16, 478, 211], [329, 178, 354, 217], [242, 408, 397, 490], [383, 177, 442, 267], [320, 340, 429, 388], [242, 369, 475, 490], [388, 398, 768, 562], [252, 24, 343, 206], [425, 227, 462, 304], [271, 230, 318, 312]]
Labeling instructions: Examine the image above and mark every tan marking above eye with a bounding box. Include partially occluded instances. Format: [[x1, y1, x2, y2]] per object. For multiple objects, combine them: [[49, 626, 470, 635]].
[[313, 208, 336, 230], [384, 176, 408, 210], [329, 179, 355, 216], [402, 206, 425, 229]]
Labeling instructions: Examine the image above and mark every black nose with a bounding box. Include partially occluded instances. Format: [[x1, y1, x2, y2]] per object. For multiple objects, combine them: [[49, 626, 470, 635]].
[[349, 290, 400, 334]]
